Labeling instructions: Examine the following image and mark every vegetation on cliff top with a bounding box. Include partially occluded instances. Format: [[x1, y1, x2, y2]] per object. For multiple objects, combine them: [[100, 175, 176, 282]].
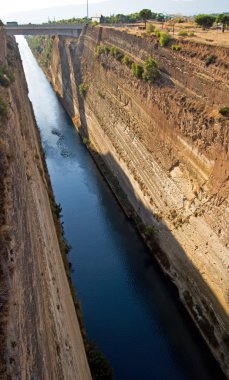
[[195, 14, 216, 29], [43, 9, 229, 37], [44, 9, 162, 26], [216, 14, 229, 32], [139, 9, 154, 28], [194, 13, 229, 32]]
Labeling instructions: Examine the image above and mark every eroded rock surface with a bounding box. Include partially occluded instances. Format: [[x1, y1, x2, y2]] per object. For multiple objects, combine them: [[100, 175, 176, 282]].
[[0, 29, 91, 380], [37, 26, 229, 376]]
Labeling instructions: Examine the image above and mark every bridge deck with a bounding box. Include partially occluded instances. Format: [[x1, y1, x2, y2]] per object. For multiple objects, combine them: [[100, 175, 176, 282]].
[[5, 24, 84, 37]]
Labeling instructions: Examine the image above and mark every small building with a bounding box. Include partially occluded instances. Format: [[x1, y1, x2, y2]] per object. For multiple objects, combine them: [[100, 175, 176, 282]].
[[92, 14, 101, 23]]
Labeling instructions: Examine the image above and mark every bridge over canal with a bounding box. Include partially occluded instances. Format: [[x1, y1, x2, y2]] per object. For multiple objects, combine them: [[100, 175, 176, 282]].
[[5, 24, 84, 37]]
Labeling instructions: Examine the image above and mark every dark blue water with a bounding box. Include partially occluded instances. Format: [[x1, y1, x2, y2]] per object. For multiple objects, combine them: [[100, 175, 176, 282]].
[[17, 36, 225, 380]]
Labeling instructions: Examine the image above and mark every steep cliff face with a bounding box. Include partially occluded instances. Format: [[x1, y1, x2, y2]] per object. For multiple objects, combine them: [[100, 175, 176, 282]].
[[39, 27, 228, 375], [0, 30, 91, 379]]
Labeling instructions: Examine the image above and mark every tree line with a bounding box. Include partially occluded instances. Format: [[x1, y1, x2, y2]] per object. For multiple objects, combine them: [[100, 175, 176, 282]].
[[195, 14, 229, 32], [45, 10, 166, 26], [43, 9, 229, 33]]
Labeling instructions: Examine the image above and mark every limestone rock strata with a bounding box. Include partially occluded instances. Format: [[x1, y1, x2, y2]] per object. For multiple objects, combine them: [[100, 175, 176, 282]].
[[0, 30, 91, 379], [45, 27, 228, 375]]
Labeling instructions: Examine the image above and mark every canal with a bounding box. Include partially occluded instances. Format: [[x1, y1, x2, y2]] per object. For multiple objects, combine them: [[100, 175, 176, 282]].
[[17, 36, 224, 380]]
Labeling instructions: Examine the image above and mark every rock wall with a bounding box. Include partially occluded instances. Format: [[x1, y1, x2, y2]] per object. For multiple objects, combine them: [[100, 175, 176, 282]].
[[43, 27, 228, 376], [0, 29, 91, 379]]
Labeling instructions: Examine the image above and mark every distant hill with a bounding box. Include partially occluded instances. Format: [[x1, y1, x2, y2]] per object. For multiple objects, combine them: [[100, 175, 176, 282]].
[[2, 0, 229, 23]]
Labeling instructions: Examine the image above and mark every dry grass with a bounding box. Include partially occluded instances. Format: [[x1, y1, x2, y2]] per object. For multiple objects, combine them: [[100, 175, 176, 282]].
[[115, 21, 229, 48]]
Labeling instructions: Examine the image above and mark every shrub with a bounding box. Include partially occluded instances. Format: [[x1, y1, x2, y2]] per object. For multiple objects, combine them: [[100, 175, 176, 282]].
[[97, 90, 105, 99], [83, 137, 89, 144], [144, 225, 157, 238], [87, 349, 113, 380], [110, 46, 123, 61], [155, 30, 161, 37], [110, 46, 117, 57], [205, 55, 217, 66], [115, 50, 124, 61], [131, 63, 143, 79], [159, 32, 170, 47], [142, 58, 159, 83], [0, 64, 14, 87], [189, 31, 195, 36], [91, 21, 98, 27], [146, 23, 155, 34], [95, 45, 100, 57], [171, 44, 181, 51], [95, 45, 102, 58], [178, 30, 188, 37], [219, 107, 229, 117], [104, 45, 110, 54], [79, 83, 88, 98], [0, 95, 8, 117], [122, 55, 132, 67]]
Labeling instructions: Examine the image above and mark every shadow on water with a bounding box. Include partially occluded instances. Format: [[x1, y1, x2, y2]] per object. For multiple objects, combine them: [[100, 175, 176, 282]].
[[17, 35, 227, 380]]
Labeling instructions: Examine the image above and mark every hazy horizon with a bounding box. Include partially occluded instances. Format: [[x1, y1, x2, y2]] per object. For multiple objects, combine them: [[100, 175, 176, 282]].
[[2, 0, 229, 24]]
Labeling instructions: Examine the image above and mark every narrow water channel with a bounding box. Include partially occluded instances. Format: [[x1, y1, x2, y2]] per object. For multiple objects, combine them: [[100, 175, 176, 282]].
[[17, 36, 225, 380]]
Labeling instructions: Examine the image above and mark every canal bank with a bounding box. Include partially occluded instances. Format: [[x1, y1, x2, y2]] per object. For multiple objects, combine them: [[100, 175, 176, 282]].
[[0, 30, 91, 379], [17, 36, 226, 380]]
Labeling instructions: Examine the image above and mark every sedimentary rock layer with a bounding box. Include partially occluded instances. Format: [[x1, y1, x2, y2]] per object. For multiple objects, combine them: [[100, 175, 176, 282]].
[[44, 26, 229, 376], [0, 29, 91, 379]]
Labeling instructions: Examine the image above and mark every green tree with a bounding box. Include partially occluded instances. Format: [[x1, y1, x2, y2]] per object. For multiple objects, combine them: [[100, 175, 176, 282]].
[[115, 14, 127, 23], [195, 14, 216, 29], [217, 14, 229, 32], [157, 13, 165, 22], [128, 13, 140, 23], [139, 9, 153, 28]]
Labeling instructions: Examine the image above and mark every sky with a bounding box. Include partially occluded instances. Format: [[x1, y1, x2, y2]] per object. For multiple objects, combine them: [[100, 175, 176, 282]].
[[2, 0, 101, 13], [1, 0, 229, 23]]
